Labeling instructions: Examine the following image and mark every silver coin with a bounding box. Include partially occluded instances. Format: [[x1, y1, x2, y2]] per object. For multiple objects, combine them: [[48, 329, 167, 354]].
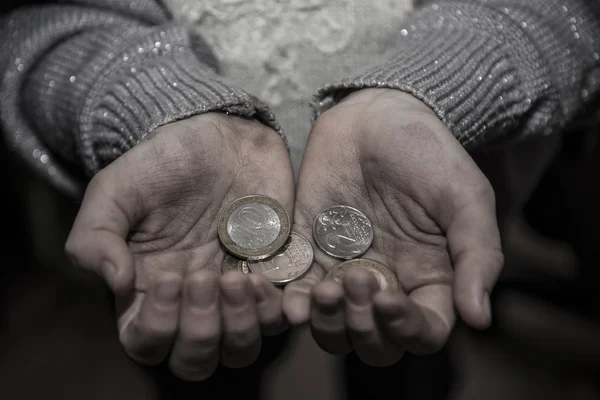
[[248, 232, 313, 285], [228, 203, 279, 249], [313, 205, 374, 259], [218, 195, 291, 260], [221, 254, 249, 275], [325, 259, 398, 291]]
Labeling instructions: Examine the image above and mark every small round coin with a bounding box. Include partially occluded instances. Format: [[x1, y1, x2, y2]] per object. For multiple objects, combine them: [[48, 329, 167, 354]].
[[313, 205, 374, 259], [218, 195, 291, 261], [221, 254, 249, 274], [325, 259, 398, 291], [248, 232, 314, 285]]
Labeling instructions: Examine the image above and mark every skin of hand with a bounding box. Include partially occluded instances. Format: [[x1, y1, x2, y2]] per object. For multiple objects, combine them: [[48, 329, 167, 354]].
[[65, 113, 295, 381], [283, 88, 504, 366]]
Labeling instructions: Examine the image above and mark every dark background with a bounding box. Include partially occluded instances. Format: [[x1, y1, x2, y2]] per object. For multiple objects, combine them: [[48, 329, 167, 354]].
[[1, 1, 599, 399]]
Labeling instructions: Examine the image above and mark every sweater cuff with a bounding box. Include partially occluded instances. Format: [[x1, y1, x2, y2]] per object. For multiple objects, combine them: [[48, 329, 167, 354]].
[[80, 48, 283, 175], [313, 2, 563, 151], [23, 23, 283, 177]]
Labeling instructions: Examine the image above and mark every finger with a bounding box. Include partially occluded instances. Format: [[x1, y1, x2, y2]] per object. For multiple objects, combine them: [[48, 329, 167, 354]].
[[169, 270, 220, 382], [133, 247, 219, 291], [119, 273, 181, 365], [344, 269, 404, 367], [444, 179, 504, 329], [248, 274, 288, 336], [65, 173, 137, 294], [374, 283, 453, 355], [220, 272, 261, 368], [283, 263, 326, 325], [310, 281, 352, 355]]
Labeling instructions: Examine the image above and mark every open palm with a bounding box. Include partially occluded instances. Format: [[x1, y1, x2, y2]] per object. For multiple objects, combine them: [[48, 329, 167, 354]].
[[66, 113, 294, 381], [283, 89, 503, 366]]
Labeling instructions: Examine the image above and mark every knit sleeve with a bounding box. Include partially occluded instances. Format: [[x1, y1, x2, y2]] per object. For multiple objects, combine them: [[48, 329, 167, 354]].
[[0, 1, 281, 197], [315, 0, 600, 151]]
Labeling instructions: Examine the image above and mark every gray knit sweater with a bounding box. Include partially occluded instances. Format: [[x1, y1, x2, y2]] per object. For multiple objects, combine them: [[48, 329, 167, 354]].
[[1, 0, 599, 198]]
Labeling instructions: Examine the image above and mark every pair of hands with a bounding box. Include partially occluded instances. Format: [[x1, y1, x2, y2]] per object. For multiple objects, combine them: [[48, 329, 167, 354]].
[[65, 88, 503, 381]]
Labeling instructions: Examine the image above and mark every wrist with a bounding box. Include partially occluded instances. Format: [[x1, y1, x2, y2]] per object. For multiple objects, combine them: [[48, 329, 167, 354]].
[[341, 88, 438, 117]]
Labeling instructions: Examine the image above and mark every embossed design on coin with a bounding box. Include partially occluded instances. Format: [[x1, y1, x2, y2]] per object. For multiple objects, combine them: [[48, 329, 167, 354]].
[[221, 254, 249, 274], [218, 195, 291, 260], [313, 205, 373, 259], [241, 261, 250, 274], [248, 232, 313, 285], [325, 259, 398, 291]]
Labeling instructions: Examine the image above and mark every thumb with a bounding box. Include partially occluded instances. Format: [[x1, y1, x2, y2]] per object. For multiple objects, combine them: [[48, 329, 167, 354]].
[[443, 180, 504, 330], [65, 172, 138, 295]]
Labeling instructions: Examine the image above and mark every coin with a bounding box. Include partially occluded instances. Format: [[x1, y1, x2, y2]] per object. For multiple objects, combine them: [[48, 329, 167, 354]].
[[248, 232, 313, 285], [218, 195, 291, 260], [221, 254, 249, 274], [313, 205, 374, 259], [325, 259, 398, 291], [241, 261, 250, 274]]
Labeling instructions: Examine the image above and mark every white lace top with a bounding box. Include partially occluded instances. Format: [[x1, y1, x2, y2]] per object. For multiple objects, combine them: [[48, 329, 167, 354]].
[[163, 0, 414, 171]]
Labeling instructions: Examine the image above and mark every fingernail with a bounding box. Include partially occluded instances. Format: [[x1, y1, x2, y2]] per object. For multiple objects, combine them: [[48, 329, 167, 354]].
[[156, 279, 180, 305], [222, 283, 247, 306], [190, 283, 217, 308]]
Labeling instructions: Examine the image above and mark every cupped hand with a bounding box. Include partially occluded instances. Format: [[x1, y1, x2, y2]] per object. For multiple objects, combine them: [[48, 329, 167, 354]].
[[65, 113, 294, 380], [283, 89, 503, 366]]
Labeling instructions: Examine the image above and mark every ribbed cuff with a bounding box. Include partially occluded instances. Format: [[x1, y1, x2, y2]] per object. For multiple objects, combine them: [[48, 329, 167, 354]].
[[79, 46, 283, 175], [313, 2, 565, 151], [21, 18, 283, 178]]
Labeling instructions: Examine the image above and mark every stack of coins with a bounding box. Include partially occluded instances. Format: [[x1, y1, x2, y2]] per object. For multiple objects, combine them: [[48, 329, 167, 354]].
[[218, 195, 314, 285], [218, 196, 398, 290], [313, 205, 398, 291]]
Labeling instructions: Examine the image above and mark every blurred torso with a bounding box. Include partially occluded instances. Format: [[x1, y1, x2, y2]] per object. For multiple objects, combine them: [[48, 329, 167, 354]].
[[163, 0, 414, 172]]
